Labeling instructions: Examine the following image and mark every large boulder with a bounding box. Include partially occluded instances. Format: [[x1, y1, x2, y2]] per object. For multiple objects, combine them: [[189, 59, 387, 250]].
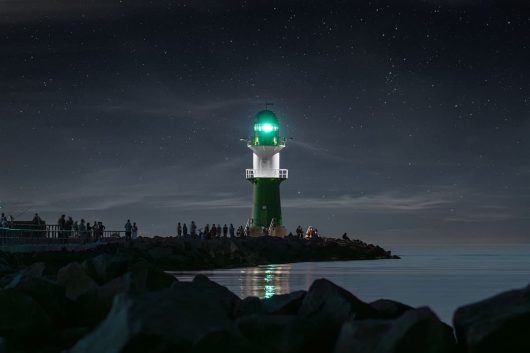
[[299, 278, 379, 320], [57, 262, 98, 301], [286, 279, 380, 353], [0, 289, 52, 344], [237, 314, 297, 352], [128, 260, 177, 291], [262, 290, 306, 315], [370, 299, 414, 319], [2, 262, 46, 288], [5, 268, 69, 328], [189, 274, 240, 315], [82, 254, 128, 284], [334, 307, 456, 353], [453, 284, 530, 353], [69, 279, 244, 353], [234, 297, 264, 318]]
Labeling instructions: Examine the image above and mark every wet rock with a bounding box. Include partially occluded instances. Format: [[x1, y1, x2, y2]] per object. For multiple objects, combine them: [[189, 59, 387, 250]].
[[234, 296, 264, 318], [129, 260, 176, 291], [453, 284, 530, 353], [70, 281, 241, 353], [147, 247, 174, 263], [82, 254, 128, 284], [5, 272, 68, 327], [299, 278, 379, 320], [287, 279, 380, 353], [237, 314, 296, 352], [190, 274, 240, 315], [0, 289, 52, 342], [262, 290, 306, 315], [97, 273, 134, 307], [57, 262, 98, 301], [334, 307, 455, 353], [194, 329, 267, 353], [370, 299, 414, 319], [3, 262, 46, 288]]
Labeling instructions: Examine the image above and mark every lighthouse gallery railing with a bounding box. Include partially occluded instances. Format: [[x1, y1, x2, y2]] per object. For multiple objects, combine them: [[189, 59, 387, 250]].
[[245, 169, 288, 179]]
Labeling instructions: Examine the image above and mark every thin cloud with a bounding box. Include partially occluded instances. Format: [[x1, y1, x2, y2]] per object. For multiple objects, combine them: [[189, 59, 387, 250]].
[[284, 192, 452, 211]]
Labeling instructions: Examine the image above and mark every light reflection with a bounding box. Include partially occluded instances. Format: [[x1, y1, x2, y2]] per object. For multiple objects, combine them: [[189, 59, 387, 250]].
[[242, 264, 291, 298], [170, 263, 292, 299]]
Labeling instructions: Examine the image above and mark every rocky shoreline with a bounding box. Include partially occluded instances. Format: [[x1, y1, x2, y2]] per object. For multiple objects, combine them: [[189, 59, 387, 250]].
[[0, 237, 526, 352], [0, 236, 398, 274], [0, 254, 528, 353]]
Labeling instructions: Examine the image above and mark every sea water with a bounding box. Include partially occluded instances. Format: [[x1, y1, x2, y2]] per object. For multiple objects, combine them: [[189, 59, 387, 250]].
[[170, 244, 530, 324]]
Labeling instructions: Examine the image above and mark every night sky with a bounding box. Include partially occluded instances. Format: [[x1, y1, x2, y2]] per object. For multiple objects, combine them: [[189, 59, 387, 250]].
[[1, 1, 529, 244]]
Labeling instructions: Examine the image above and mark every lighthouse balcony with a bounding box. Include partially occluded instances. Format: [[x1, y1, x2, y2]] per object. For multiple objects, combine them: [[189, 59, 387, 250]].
[[246, 168, 288, 179]]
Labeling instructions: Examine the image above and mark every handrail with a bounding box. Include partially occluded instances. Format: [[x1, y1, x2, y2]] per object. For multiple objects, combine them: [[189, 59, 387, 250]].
[[245, 168, 288, 179]]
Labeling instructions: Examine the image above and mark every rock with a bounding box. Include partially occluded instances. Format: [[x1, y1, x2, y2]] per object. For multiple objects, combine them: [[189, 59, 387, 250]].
[[237, 314, 296, 352], [82, 254, 128, 284], [3, 262, 46, 288], [97, 273, 134, 307], [5, 270, 69, 327], [262, 290, 306, 315], [0, 289, 52, 343], [147, 247, 174, 263], [194, 329, 268, 353], [334, 319, 392, 353], [57, 262, 99, 301], [69, 281, 241, 353], [369, 299, 414, 319], [129, 260, 176, 291], [234, 297, 264, 318], [287, 279, 380, 353], [299, 278, 379, 320], [190, 274, 240, 315], [453, 284, 530, 353], [334, 307, 455, 353]]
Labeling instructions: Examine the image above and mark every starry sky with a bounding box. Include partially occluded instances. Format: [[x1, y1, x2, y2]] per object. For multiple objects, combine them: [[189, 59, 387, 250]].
[[1, 0, 529, 244]]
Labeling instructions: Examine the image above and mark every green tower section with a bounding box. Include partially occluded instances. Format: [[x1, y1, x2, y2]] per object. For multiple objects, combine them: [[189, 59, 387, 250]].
[[246, 110, 288, 231], [250, 177, 285, 227]]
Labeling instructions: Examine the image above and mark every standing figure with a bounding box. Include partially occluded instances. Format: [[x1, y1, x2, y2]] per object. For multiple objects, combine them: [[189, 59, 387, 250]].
[[124, 219, 132, 240], [65, 217, 74, 242], [216, 224, 221, 238], [190, 221, 197, 237], [229, 224, 235, 238], [182, 223, 188, 236], [177, 222, 182, 237], [132, 222, 138, 239], [222, 224, 228, 238], [58, 214, 66, 239]]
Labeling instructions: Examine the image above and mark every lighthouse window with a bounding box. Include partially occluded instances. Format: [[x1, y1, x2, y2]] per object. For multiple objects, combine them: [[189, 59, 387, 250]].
[[254, 123, 279, 132], [262, 123, 274, 132]]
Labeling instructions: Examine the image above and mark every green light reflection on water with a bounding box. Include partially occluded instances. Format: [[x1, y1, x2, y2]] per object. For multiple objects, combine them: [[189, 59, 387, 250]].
[[263, 265, 278, 299]]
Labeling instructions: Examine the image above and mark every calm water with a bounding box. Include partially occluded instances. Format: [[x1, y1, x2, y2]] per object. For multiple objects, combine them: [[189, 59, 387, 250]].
[[170, 244, 530, 324]]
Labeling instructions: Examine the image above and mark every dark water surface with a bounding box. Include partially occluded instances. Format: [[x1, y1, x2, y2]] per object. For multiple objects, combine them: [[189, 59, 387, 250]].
[[169, 244, 530, 323]]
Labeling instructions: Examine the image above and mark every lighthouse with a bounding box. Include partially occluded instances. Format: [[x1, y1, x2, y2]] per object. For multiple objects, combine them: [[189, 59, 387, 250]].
[[245, 109, 288, 236]]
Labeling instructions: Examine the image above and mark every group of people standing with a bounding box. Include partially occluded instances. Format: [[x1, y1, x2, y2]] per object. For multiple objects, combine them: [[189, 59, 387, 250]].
[[124, 219, 139, 240], [295, 225, 320, 239], [57, 214, 108, 241], [175, 221, 250, 239]]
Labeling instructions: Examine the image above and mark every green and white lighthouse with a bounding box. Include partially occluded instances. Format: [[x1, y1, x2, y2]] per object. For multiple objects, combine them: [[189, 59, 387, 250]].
[[245, 109, 288, 236]]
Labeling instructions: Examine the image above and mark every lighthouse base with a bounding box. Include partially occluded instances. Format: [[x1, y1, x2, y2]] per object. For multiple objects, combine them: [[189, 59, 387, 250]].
[[248, 225, 288, 237]]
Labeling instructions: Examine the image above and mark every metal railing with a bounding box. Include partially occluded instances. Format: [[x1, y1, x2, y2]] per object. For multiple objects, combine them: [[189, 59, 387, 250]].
[[0, 226, 127, 246], [245, 168, 288, 179]]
